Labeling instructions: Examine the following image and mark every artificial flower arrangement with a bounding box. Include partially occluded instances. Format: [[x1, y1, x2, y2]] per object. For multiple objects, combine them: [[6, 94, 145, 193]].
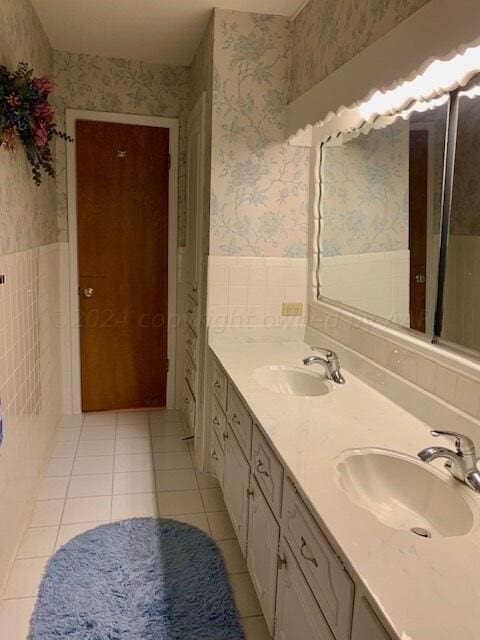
[[0, 61, 71, 185]]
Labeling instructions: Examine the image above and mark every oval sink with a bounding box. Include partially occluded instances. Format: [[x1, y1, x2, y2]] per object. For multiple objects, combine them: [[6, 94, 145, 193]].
[[253, 365, 332, 397], [337, 449, 475, 538]]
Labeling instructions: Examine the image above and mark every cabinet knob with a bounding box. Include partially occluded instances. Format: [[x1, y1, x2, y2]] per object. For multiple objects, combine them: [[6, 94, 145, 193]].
[[256, 459, 269, 478], [211, 450, 218, 461], [277, 554, 287, 569]]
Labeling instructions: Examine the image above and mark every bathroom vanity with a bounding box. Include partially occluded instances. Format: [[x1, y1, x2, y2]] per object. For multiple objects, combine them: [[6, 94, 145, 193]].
[[205, 335, 480, 640]]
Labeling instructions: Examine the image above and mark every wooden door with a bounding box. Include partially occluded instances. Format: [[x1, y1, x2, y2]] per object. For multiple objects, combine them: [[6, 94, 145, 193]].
[[409, 130, 429, 332], [76, 120, 169, 412], [247, 478, 280, 634]]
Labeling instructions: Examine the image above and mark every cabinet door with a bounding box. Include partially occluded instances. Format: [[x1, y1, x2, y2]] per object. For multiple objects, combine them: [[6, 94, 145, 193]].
[[275, 540, 334, 640], [223, 427, 250, 554], [247, 478, 280, 635], [351, 596, 392, 640]]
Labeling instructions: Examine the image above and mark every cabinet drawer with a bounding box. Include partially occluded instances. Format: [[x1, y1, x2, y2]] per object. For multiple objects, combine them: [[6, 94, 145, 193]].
[[252, 426, 283, 518], [210, 429, 225, 487], [183, 380, 195, 432], [185, 325, 198, 363], [227, 385, 253, 458], [184, 351, 196, 396], [282, 480, 354, 640], [212, 358, 228, 411], [211, 396, 228, 450], [185, 295, 198, 333]]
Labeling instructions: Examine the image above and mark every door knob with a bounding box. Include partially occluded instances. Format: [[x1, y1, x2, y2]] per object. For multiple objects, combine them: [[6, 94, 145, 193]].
[[82, 287, 94, 298], [415, 274, 426, 284]]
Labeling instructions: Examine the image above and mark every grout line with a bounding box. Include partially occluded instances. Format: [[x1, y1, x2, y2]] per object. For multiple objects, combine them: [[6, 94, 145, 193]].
[[51, 413, 84, 550]]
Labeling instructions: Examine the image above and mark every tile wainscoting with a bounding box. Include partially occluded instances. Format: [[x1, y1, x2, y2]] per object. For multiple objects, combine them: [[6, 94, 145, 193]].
[[0, 243, 63, 592], [208, 257, 307, 331], [321, 250, 410, 327]]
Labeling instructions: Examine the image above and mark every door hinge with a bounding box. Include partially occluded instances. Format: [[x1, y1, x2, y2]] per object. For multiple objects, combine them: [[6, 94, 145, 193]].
[[166, 358, 169, 372]]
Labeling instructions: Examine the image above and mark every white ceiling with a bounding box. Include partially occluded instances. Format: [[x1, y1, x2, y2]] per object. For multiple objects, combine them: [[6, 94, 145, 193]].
[[32, 0, 306, 67]]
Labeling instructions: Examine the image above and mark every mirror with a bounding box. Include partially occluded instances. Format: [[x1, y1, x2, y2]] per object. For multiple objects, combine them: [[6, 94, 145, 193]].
[[318, 99, 449, 335], [441, 89, 480, 354]]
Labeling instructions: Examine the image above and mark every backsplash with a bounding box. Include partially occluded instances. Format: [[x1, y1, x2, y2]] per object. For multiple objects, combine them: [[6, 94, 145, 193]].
[[308, 302, 480, 423], [208, 256, 307, 330]]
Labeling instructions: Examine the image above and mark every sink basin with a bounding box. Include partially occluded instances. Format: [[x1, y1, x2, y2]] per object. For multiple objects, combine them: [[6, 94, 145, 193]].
[[337, 449, 475, 538], [253, 365, 332, 397]]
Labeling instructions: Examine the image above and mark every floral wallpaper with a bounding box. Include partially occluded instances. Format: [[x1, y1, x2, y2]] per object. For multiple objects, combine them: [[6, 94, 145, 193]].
[[321, 120, 409, 257], [189, 13, 214, 255], [210, 9, 309, 257], [0, 0, 57, 255], [289, 0, 430, 103], [451, 93, 480, 236], [53, 50, 189, 244]]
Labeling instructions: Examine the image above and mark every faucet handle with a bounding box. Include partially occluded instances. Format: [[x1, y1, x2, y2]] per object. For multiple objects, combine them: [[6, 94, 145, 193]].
[[431, 430, 476, 456], [311, 346, 333, 356]]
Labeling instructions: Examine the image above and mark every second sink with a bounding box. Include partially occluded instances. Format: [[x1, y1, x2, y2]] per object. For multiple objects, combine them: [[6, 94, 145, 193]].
[[253, 365, 333, 397], [336, 448, 476, 538]]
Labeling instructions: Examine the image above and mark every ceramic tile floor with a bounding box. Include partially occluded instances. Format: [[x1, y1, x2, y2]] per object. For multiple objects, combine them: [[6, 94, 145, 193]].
[[0, 410, 271, 640]]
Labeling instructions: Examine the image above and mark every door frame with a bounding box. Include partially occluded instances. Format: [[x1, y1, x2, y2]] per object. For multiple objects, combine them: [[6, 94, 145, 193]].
[[66, 109, 179, 413]]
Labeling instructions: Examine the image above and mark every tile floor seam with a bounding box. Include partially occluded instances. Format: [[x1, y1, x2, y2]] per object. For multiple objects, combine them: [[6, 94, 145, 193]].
[[52, 420, 83, 550]]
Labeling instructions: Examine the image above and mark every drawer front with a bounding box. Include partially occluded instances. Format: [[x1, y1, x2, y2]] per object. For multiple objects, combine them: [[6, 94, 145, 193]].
[[185, 325, 198, 363], [212, 358, 228, 410], [210, 429, 225, 487], [183, 380, 196, 432], [252, 426, 283, 518], [282, 480, 354, 640], [227, 385, 253, 459], [184, 351, 196, 396], [211, 396, 228, 450], [185, 295, 198, 333]]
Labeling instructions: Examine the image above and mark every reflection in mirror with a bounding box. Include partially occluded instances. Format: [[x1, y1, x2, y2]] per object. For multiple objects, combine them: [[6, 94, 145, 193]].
[[441, 88, 480, 354], [318, 100, 448, 334]]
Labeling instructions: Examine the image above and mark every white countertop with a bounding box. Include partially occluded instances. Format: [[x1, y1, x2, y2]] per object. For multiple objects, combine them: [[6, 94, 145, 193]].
[[210, 338, 480, 640]]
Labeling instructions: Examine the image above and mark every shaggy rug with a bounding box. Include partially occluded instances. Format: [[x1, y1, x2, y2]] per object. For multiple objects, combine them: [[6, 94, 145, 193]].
[[29, 518, 245, 639]]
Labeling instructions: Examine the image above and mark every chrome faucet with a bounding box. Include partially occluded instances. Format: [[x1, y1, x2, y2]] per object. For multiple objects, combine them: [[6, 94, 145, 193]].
[[303, 346, 346, 384], [418, 430, 480, 493]]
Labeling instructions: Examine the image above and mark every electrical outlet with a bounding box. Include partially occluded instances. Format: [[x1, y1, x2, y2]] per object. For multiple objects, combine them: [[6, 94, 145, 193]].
[[282, 302, 303, 317]]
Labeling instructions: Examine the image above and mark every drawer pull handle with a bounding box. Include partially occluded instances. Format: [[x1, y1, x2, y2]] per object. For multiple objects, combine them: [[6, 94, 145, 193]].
[[212, 416, 220, 426], [231, 412, 240, 425], [213, 381, 221, 390], [222, 432, 229, 441], [186, 368, 192, 376], [256, 460, 269, 477], [246, 488, 255, 497], [186, 339, 193, 346], [300, 537, 318, 568], [211, 450, 219, 461], [277, 554, 287, 569], [187, 309, 193, 315], [184, 397, 190, 405]]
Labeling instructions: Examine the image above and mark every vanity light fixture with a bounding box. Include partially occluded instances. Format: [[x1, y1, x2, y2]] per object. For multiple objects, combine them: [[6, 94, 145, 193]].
[[359, 42, 480, 122]]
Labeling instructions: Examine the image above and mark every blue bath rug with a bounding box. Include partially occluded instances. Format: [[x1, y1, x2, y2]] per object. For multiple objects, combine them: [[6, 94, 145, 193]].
[[29, 518, 245, 639]]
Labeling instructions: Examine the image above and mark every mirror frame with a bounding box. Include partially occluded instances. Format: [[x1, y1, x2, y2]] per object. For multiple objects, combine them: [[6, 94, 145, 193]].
[[311, 82, 480, 363]]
